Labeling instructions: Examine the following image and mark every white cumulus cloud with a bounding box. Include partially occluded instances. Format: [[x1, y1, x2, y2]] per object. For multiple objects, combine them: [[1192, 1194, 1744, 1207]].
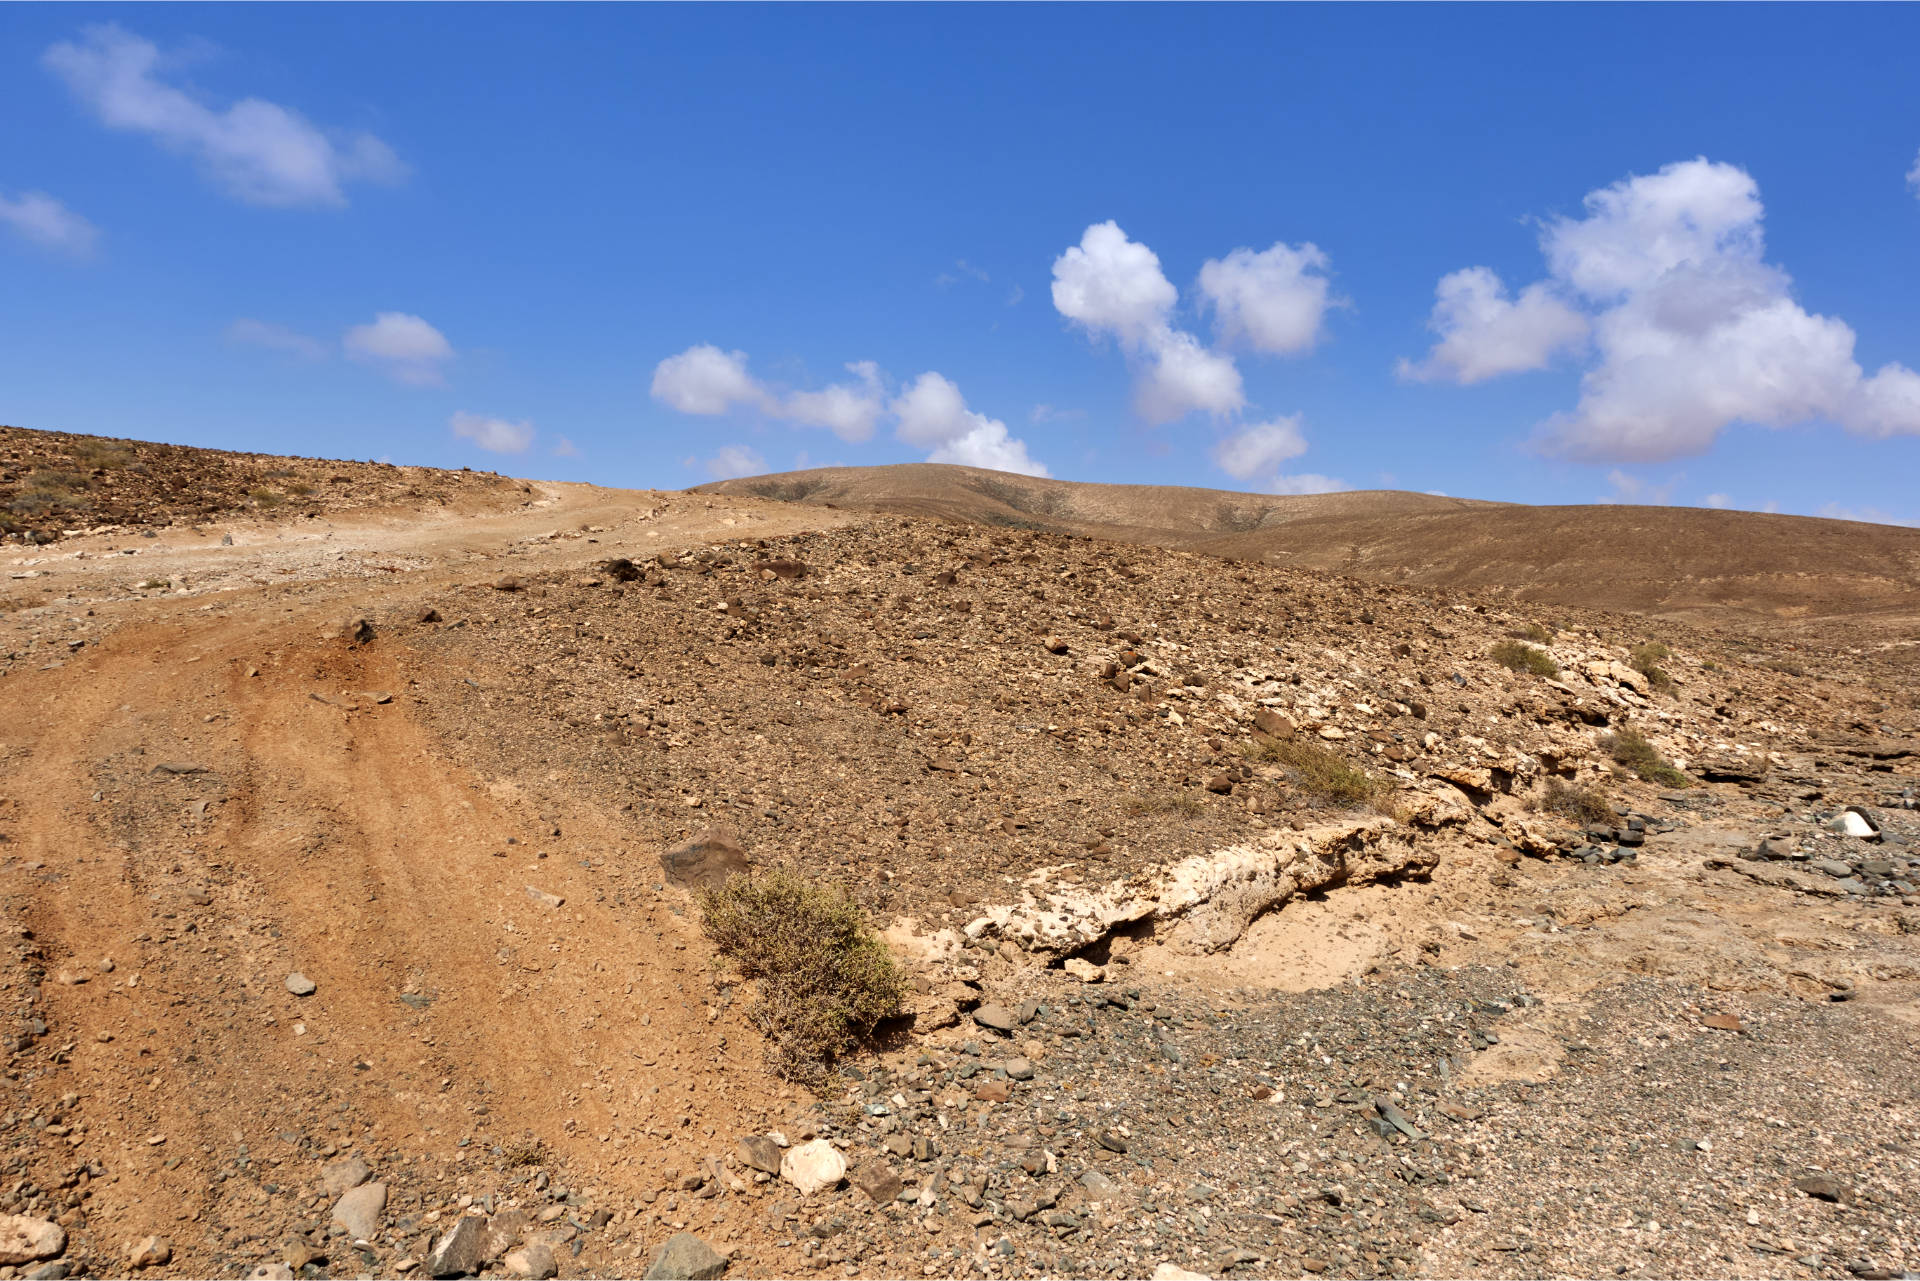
[[929, 420, 1048, 476], [649, 345, 771, 416], [651, 349, 1048, 475], [891, 370, 975, 448], [1211, 417, 1308, 480], [1051, 220, 1179, 346], [780, 360, 884, 443], [890, 371, 1048, 476], [343, 312, 453, 386], [1052, 220, 1247, 424], [226, 317, 328, 361], [1198, 241, 1337, 356], [44, 24, 405, 208], [1406, 157, 1920, 462], [0, 190, 98, 257], [1398, 267, 1588, 383], [1134, 329, 1245, 425], [705, 444, 766, 480], [449, 411, 533, 454], [1703, 492, 1732, 509]]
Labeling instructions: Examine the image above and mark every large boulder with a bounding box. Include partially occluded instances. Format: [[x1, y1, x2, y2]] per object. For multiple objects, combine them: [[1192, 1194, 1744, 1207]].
[[643, 1233, 728, 1280], [426, 1215, 488, 1278], [331, 1182, 387, 1241], [779, 1139, 846, 1194], [0, 1216, 64, 1266]]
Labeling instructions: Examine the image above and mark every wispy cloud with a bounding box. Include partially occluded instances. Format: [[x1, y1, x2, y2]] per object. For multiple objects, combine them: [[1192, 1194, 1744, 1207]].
[[0, 189, 99, 257], [44, 24, 405, 207], [1601, 468, 1679, 505], [935, 259, 992, 289], [705, 444, 766, 480], [1817, 502, 1918, 528], [226, 317, 328, 361], [1029, 403, 1085, 424], [1266, 473, 1350, 495], [449, 411, 533, 454]]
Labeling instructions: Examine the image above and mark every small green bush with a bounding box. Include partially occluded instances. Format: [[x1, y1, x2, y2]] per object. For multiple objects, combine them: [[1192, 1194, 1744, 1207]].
[[1535, 778, 1614, 825], [700, 869, 904, 1083], [1512, 622, 1554, 644], [1604, 727, 1689, 787], [1491, 640, 1558, 677]]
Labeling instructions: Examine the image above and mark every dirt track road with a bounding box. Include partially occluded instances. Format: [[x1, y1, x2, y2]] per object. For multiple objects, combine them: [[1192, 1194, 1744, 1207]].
[[0, 483, 854, 1276]]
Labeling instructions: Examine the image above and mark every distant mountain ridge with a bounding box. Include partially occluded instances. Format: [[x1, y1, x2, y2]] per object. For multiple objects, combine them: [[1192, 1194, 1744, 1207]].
[[696, 463, 1920, 636]]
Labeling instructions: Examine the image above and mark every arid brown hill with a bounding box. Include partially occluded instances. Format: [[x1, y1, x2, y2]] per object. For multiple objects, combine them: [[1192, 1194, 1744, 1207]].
[[1, 424, 523, 541], [696, 463, 1920, 636]]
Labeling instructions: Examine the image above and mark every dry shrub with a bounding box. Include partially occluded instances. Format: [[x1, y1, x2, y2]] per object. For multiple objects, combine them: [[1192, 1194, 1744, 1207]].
[[500, 1138, 547, 1168], [1123, 790, 1205, 817], [1629, 641, 1675, 693], [249, 488, 283, 508], [699, 868, 903, 1083], [72, 440, 131, 469], [1512, 621, 1554, 644], [12, 470, 92, 517], [1258, 738, 1390, 809], [1490, 640, 1558, 677], [1603, 727, 1689, 787], [1535, 778, 1614, 825]]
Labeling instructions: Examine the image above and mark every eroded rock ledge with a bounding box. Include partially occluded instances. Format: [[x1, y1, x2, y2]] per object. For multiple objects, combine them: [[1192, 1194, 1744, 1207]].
[[965, 801, 1462, 957]]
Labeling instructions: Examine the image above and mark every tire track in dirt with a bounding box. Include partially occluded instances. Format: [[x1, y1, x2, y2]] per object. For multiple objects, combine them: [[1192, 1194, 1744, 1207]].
[[0, 488, 845, 1275]]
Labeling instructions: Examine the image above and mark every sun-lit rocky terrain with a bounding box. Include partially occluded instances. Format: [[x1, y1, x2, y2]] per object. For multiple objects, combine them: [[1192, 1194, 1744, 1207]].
[[698, 464, 1920, 640], [0, 427, 1915, 1281]]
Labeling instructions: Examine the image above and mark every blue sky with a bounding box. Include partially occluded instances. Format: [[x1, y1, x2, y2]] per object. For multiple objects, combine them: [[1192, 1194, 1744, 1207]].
[[4, 5, 1919, 522]]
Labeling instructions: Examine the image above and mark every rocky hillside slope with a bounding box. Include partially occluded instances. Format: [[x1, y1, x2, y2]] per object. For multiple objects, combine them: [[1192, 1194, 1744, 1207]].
[[0, 428, 1913, 1281], [1, 425, 524, 545]]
